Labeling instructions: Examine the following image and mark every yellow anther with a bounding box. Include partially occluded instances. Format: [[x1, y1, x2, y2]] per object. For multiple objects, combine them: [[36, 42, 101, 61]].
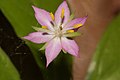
[[42, 26, 47, 29], [50, 12, 55, 21], [73, 23, 83, 28], [61, 8, 65, 18], [67, 30, 74, 33]]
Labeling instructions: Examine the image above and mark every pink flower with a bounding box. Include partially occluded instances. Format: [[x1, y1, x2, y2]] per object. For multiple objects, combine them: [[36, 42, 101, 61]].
[[23, 1, 87, 67]]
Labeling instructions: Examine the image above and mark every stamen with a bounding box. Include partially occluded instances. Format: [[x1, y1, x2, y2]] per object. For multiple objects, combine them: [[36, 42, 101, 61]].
[[73, 23, 83, 28], [42, 26, 47, 29], [67, 30, 74, 33], [50, 21, 54, 26], [61, 8, 65, 18], [66, 37, 73, 40], [50, 12, 55, 21], [60, 26, 63, 30], [61, 16, 65, 24], [42, 32, 48, 35]]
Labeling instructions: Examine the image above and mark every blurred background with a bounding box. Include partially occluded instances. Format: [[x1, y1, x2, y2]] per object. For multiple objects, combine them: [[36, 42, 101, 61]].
[[0, 0, 120, 80]]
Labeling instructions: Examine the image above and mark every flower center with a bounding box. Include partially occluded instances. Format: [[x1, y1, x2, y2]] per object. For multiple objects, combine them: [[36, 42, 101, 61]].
[[54, 25, 64, 38], [54, 26, 63, 37]]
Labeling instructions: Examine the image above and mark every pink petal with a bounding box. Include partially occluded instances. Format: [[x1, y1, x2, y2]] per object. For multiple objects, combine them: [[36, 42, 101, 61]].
[[23, 32, 54, 44], [61, 37, 79, 57], [32, 6, 54, 31], [64, 16, 87, 30], [45, 37, 62, 67], [55, 1, 70, 27]]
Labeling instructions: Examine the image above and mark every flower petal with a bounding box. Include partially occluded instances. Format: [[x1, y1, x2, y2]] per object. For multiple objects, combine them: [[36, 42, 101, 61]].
[[32, 6, 54, 31], [61, 37, 79, 57], [64, 16, 87, 30], [45, 37, 62, 67], [23, 32, 54, 44], [55, 1, 70, 27]]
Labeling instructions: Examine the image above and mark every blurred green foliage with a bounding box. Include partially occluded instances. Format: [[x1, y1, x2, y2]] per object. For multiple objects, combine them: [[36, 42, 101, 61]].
[[86, 15, 120, 80], [0, 48, 20, 80]]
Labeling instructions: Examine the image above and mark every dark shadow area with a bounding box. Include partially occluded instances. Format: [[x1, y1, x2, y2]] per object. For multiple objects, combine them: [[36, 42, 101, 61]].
[[0, 10, 44, 80]]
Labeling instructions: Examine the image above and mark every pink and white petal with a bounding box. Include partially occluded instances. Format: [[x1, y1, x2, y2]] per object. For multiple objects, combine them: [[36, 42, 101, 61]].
[[61, 37, 79, 57], [55, 1, 70, 27], [45, 37, 62, 67], [64, 16, 87, 30], [64, 18, 83, 28], [32, 6, 54, 31], [23, 32, 54, 44]]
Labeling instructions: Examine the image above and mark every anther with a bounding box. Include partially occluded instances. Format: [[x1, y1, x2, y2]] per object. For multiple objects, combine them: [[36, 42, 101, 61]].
[[61, 8, 65, 18], [73, 23, 83, 28], [42, 26, 47, 29], [67, 30, 74, 33], [50, 12, 55, 21]]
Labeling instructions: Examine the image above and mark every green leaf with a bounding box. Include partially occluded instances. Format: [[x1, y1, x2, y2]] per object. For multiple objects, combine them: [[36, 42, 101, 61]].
[[0, 48, 20, 80], [0, 0, 72, 80], [86, 15, 120, 80], [64, 32, 81, 37]]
